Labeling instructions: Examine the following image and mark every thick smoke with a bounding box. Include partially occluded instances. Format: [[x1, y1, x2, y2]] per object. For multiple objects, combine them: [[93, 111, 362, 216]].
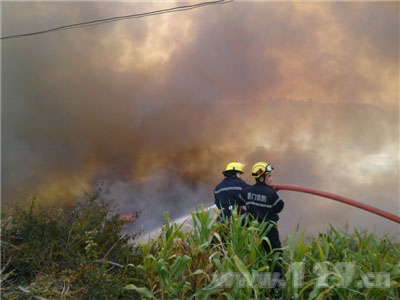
[[2, 2, 399, 236]]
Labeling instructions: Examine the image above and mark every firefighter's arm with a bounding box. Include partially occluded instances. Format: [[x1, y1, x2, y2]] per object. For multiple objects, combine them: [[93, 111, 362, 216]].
[[238, 193, 246, 206], [214, 193, 222, 209], [272, 193, 284, 213]]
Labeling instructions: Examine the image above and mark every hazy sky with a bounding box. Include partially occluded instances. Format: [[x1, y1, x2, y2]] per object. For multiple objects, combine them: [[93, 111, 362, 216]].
[[2, 1, 399, 237]]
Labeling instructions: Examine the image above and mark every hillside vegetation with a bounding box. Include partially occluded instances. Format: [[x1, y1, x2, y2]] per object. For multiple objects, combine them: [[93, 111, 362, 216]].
[[1, 192, 399, 299]]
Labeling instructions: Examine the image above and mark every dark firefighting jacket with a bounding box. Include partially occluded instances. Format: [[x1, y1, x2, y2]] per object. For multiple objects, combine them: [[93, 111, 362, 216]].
[[214, 177, 248, 218], [240, 182, 284, 223]]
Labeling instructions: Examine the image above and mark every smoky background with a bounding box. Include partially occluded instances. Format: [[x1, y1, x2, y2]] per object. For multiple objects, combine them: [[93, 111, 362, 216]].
[[1, 1, 399, 238]]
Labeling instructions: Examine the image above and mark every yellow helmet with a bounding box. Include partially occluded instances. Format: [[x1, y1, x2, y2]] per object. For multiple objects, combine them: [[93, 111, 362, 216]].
[[251, 161, 274, 178], [223, 162, 244, 175]]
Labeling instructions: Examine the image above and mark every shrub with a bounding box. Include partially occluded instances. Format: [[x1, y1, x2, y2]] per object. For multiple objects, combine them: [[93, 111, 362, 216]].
[[1, 189, 139, 299]]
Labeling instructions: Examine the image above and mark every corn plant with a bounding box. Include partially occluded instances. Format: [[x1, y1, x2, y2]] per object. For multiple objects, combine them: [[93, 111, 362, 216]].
[[127, 207, 400, 300]]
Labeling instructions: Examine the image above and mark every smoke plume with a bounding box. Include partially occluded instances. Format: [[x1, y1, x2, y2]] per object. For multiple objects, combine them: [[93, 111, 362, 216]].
[[2, 1, 399, 236]]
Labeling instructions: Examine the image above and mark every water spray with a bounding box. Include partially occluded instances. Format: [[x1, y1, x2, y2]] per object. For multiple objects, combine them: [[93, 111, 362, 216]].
[[138, 204, 218, 241]]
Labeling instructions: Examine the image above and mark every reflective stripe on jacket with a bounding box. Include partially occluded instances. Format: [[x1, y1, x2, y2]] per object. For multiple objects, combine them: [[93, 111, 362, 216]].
[[214, 177, 248, 217]]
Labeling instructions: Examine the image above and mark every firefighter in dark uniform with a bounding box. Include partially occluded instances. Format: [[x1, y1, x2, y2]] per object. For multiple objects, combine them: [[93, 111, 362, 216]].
[[214, 162, 248, 221], [240, 161, 284, 283]]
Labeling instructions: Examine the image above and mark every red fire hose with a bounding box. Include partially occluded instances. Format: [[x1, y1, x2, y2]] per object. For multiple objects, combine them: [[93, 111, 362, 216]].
[[272, 184, 400, 224]]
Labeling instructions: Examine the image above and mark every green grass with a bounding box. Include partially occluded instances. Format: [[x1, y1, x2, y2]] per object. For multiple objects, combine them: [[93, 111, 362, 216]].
[[1, 198, 399, 299]]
